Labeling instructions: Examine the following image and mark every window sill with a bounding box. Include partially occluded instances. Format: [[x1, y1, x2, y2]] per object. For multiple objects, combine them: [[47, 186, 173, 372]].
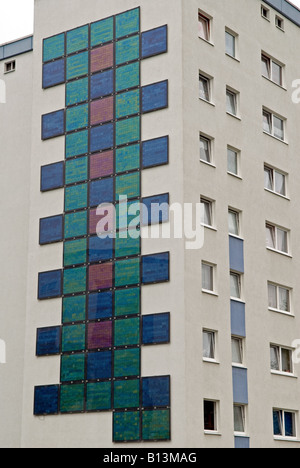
[[200, 160, 216, 169], [232, 363, 247, 370], [271, 371, 297, 379], [266, 247, 292, 258], [268, 307, 294, 318], [204, 431, 222, 436], [198, 36, 214, 47], [262, 75, 287, 91], [228, 171, 242, 180], [229, 233, 244, 241], [276, 26, 285, 33], [234, 432, 247, 437], [263, 131, 288, 145], [274, 437, 300, 443], [202, 224, 217, 232], [203, 358, 220, 365], [4, 69, 15, 75], [226, 112, 241, 121], [225, 53, 240, 63], [262, 15, 270, 22], [202, 289, 219, 298], [264, 188, 290, 201], [199, 98, 215, 107], [230, 296, 244, 303]]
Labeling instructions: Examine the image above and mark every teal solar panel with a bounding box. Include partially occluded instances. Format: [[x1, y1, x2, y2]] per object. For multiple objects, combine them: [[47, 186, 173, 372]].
[[115, 35, 140, 65], [115, 62, 140, 93], [114, 317, 140, 347], [64, 238, 87, 267], [66, 51, 89, 80], [116, 144, 140, 174], [115, 233, 140, 258], [116, 89, 140, 119], [114, 348, 140, 378], [65, 130, 88, 159], [86, 382, 112, 411], [63, 266, 87, 295], [113, 380, 140, 409], [64, 210, 87, 239], [115, 288, 140, 317], [115, 257, 140, 288], [113, 411, 140, 442], [43, 33, 65, 62], [62, 295, 86, 324], [116, 116, 140, 147], [62, 324, 86, 353], [65, 183, 88, 212], [61, 354, 85, 382], [91, 17, 114, 47], [66, 103, 89, 132], [65, 157, 88, 185], [67, 25, 89, 55], [60, 384, 85, 413], [116, 172, 140, 199], [66, 77, 89, 106], [116, 8, 140, 39]]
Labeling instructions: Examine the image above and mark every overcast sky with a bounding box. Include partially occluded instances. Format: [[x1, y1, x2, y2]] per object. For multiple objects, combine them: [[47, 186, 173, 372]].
[[1, 0, 300, 44]]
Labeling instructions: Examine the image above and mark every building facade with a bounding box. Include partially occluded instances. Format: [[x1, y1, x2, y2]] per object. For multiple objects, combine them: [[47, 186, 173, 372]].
[[1, 0, 300, 448]]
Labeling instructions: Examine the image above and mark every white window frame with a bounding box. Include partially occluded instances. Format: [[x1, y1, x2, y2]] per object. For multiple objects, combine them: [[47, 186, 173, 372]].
[[201, 197, 214, 229], [202, 262, 216, 295], [225, 28, 238, 60], [268, 282, 291, 315], [261, 53, 283, 87], [266, 223, 289, 255], [199, 72, 212, 103], [263, 108, 285, 141], [234, 404, 247, 436], [227, 146, 240, 178], [4, 60, 16, 74], [228, 209, 241, 237], [270, 344, 294, 375], [203, 329, 217, 363], [273, 409, 297, 440], [226, 87, 239, 118], [230, 271, 242, 300], [232, 336, 244, 367], [204, 400, 219, 433], [264, 165, 287, 198], [199, 133, 214, 166], [198, 11, 212, 43]]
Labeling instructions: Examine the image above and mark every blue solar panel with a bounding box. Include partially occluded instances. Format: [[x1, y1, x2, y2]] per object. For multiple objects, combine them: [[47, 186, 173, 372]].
[[87, 351, 112, 380], [41, 162, 64, 192], [38, 270, 62, 300], [142, 193, 169, 225], [88, 236, 114, 262], [43, 59, 65, 89], [39, 215, 63, 245], [89, 178, 114, 207], [142, 313, 170, 345], [42, 110, 65, 140], [90, 70, 114, 100], [142, 252, 169, 284], [141, 25, 167, 59], [142, 376, 170, 408], [34, 385, 59, 415], [142, 136, 168, 169], [90, 123, 114, 153], [142, 81, 168, 114], [36, 327, 61, 356], [88, 291, 113, 320]]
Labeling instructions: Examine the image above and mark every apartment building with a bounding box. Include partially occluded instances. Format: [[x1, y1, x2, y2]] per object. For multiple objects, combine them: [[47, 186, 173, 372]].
[[0, 0, 300, 448]]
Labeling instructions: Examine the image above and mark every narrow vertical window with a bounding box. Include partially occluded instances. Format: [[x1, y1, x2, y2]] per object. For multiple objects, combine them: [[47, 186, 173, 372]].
[[198, 13, 210, 41], [234, 405, 246, 434], [201, 198, 213, 227], [232, 337, 243, 365], [203, 330, 216, 360], [199, 74, 210, 102], [226, 89, 237, 116], [225, 31, 236, 58], [204, 400, 217, 431], [227, 147, 239, 176], [228, 210, 240, 236], [202, 263, 214, 292], [230, 272, 241, 299], [200, 135, 212, 164]]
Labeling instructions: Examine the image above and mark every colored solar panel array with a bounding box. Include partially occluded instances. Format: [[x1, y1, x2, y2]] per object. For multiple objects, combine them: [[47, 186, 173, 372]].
[[37, 7, 171, 443]]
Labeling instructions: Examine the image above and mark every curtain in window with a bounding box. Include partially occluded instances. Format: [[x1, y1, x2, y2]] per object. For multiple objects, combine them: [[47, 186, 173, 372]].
[[270, 346, 280, 371], [202, 264, 213, 291], [266, 225, 275, 249], [277, 228, 287, 253], [234, 406, 244, 433], [263, 111, 272, 133], [225, 32, 235, 57], [281, 349, 292, 373], [284, 412, 295, 437], [273, 410, 283, 436], [278, 287, 289, 312], [232, 338, 242, 364], [228, 211, 239, 235], [203, 332, 215, 359], [273, 116, 284, 140], [198, 16, 209, 41], [199, 77, 209, 101], [226, 91, 236, 115], [202, 201, 212, 226], [275, 172, 285, 196], [228, 149, 237, 174], [264, 167, 273, 191], [200, 138, 210, 162], [230, 274, 240, 298], [261, 56, 270, 78], [268, 284, 277, 309]]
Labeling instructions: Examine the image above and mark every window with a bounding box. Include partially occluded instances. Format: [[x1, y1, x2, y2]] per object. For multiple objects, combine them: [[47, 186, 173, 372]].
[[226, 88, 238, 116], [225, 30, 236, 58], [261, 54, 283, 86], [232, 337, 244, 365], [261, 6, 270, 20], [264, 166, 286, 197], [276, 16, 284, 31], [204, 400, 217, 432], [198, 12, 211, 41], [4, 60, 16, 73], [234, 405, 246, 434], [203, 330, 216, 361], [202, 262, 215, 293], [263, 110, 285, 141], [273, 410, 296, 439], [230, 272, 241, 299], [201, 197, 213, 227], [268, 283, 291, 313], [266, 223, 288, 254], [228, 209, 240, 236], [227, 147, 239, 176], [200, 135, 212, 164], [199, 73, 211, 102], [270, 345, 293, 374]]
